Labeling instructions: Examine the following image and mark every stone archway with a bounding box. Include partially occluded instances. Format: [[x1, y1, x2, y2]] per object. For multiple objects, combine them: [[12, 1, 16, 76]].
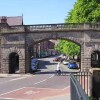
[[29, 38, 82, 69], [9, 52, 19, 74]]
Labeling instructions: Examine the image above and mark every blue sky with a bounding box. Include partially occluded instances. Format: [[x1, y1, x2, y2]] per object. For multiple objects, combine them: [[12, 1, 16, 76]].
[[0, 0, 76, 24]]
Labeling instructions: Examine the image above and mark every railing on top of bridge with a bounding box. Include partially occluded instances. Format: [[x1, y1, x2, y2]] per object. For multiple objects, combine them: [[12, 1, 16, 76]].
[[25, 23, 100, 32], [0, 23, 100, 33]]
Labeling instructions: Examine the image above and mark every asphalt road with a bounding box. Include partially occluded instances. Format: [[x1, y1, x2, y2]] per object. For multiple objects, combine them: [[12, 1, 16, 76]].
[[37, 56, 79, 73], [0, 56, 71, 100]]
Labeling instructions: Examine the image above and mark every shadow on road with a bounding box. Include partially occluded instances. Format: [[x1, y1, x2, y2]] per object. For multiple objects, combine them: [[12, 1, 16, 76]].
[[33, 70, 79, 76]]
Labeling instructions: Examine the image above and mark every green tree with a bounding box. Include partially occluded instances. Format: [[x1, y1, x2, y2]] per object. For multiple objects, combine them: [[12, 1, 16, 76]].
[[65, 0, 100, 23], [55, 40, 80, 57], [56, 0, 100, 57]]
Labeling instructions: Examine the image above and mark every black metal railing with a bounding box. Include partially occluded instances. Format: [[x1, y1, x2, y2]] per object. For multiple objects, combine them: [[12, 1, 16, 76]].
[[74, 71, 92, 96], [70, 71, 91, 100]]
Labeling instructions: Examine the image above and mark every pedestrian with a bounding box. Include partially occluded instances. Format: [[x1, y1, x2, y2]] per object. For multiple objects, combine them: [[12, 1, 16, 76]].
[[56, 62, 61, 75]]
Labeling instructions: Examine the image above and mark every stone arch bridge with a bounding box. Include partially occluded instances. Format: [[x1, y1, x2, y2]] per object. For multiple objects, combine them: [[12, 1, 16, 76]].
[[0, 23, 100, 73]]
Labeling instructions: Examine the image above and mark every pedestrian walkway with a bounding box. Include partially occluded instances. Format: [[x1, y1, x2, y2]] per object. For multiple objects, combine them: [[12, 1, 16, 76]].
[[0, 73, 32, 78]]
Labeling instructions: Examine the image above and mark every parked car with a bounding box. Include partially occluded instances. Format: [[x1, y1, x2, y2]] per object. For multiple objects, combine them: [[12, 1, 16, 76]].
[[53, 57, 61, 62], [68, 61, 78, 69], [31, 58, 38, 71], [62, 59, 69, 65]]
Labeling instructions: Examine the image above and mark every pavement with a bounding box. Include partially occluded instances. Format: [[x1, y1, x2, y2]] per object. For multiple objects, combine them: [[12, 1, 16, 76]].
[[0, 73, 33, 78]]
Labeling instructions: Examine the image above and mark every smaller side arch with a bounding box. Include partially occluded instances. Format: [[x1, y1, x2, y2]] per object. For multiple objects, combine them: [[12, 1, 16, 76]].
[[6, 47, 24, 59], [91, 50, 100, 68], [9, 52, 19, 74], [4, 47, 25, 73]]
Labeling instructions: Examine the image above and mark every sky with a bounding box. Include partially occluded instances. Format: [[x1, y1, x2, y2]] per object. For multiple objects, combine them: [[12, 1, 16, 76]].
[[0, 0, 76, 25]]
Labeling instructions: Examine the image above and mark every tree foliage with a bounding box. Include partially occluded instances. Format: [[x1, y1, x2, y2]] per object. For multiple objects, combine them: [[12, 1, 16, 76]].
[[56, 0, 100, 57], [65, 0, 100, 23], [55, 40, 80, 57]]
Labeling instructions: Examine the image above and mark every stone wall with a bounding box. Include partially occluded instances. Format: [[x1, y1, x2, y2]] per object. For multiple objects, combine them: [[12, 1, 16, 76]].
[[0, 33, 25, 73], [0, 23, 99, 73]]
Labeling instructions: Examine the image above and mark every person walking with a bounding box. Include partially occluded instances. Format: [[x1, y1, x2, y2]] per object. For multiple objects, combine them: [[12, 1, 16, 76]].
[[56, 62, 61, 75]]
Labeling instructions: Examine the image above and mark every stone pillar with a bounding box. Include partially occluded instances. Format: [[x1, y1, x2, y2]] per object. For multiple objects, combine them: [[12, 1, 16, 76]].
[[0, 48, 9, 73], [81, 43, 92, 71], [1, 59, 9, 73], [25, 46, 31, 73], [24, 32, 32, 73], [19, 59, 25, 73], [81, 45, 90, 71]]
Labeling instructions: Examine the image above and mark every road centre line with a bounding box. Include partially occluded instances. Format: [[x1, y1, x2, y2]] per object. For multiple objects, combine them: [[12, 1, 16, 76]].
[[49, 74, 54, 78], [33, 74, 54, 85], [34, 79, 47, 85], [62, 86, 70, 90]]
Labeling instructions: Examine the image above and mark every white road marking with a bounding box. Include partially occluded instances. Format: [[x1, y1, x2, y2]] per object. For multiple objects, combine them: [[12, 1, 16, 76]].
[[49, 74, 54, 78], [0, 87, 25, 96], [24, 90, 40, 95], [34, 79, 47, 85], [0, 97, 30, 100], [0, 76, 30, 84], [33, 74, 54, 85], [42, 93, 70, 100], [28, 86, 69, 90], [9, 76, 27, 81], [62, 86, 70, 90]]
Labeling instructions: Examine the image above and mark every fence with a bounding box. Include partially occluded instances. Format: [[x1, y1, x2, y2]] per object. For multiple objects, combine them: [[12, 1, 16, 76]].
[[70, 71, 91, 100]]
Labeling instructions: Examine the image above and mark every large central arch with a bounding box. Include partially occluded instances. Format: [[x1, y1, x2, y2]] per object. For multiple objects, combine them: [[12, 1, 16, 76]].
[[33, 37, 81, 66], [25, 31, 84, 73]]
